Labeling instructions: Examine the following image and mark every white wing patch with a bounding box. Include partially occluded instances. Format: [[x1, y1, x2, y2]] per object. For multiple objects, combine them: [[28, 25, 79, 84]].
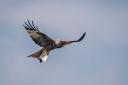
[[27, 30, 39, 38], [39, 51, 48, 62]]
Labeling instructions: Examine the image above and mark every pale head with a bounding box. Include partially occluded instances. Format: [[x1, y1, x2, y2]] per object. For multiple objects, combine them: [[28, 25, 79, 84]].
[[55, 39, 61, 45]]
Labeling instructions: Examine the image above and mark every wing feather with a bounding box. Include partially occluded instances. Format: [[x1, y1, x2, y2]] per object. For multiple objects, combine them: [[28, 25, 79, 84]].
[[23, 20, 54, 47], [59, 32, 86, 47]]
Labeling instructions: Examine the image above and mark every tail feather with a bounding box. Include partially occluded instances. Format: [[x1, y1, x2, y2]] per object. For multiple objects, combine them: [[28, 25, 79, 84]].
[[27, 48, 43, 58], [27, 48, 49, 62]]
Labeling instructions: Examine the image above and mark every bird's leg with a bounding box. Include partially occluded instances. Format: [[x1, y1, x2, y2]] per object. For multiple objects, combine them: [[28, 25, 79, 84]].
[[37, 58, 42, 63]]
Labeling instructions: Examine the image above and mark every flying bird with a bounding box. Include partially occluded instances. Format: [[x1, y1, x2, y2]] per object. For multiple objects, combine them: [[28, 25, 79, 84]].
[[23, 20, 86, 63]]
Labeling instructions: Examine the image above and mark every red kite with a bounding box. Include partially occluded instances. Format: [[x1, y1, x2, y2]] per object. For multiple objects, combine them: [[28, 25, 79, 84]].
[[23, 20, 86, 63]]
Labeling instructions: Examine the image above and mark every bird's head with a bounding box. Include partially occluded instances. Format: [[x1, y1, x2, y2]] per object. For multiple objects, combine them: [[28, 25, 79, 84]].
[[54, 39, 67, 48], [55, 39, 61, 46]]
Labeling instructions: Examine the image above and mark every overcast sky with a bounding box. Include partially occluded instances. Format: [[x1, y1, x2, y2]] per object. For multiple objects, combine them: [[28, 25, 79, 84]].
[[0, 0, 128, 85]]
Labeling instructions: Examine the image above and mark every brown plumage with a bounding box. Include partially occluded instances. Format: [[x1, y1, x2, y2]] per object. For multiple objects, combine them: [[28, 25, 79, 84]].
[[23, 20, 86, 63]]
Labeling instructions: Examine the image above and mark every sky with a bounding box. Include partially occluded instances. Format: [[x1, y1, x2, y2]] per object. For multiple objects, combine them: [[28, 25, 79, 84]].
[[0, 0, 128, 85]]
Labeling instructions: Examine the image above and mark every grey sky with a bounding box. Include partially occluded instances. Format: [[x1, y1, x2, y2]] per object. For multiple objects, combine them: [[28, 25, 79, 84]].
[[0, 0, 128, 85]]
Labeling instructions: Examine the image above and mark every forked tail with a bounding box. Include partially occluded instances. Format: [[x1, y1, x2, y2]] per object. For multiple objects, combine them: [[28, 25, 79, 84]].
[[27, 48, 49, 63]]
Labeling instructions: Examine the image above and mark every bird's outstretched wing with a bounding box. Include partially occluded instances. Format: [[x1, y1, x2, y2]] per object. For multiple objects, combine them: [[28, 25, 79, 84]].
[[23, 20, 54, 47], [68, 32, 86, 43], [59, 32, 86, 47]]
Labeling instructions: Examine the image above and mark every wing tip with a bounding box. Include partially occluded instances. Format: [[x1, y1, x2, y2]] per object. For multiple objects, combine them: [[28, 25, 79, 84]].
[[77, 32, 86, 42], [23, 20, 40, 31]]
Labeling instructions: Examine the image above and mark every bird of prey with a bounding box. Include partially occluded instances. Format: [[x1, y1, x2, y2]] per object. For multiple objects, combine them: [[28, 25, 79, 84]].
[[23, 20, 86, 63]]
